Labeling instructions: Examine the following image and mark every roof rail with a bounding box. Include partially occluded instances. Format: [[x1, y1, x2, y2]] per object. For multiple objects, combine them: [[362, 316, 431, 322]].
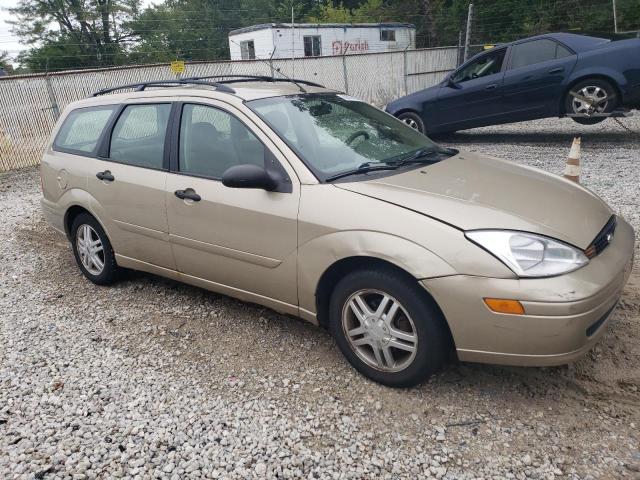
[[91, 79, 236, 97], [184, 74, 326, 89]]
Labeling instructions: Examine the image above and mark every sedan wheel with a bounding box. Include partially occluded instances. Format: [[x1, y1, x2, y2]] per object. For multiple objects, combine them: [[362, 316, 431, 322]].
[[571, 85, 608, 115], [342, 289, 418, 372], [396, 112, 426, 134], [565, 78, 617, 125]]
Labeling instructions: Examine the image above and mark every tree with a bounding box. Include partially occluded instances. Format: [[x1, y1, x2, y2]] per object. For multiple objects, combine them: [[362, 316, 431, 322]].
[[0, 51, 13, 75], [9, 0, 141, 71]]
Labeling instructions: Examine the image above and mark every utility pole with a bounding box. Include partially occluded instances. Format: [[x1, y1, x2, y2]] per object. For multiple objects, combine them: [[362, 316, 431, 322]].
[[612, 0, 618, 33], [291, 5, 295, 77], [463, 3, 473, 62]]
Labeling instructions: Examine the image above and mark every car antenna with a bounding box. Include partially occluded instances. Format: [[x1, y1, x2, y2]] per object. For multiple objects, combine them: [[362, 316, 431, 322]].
[[228, 39, 308, 93]]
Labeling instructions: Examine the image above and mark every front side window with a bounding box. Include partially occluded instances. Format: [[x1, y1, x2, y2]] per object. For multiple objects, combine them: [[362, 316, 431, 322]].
[[304, 36, 322, 57], [510, 39, 574, 69], [453, 48, 506, 83], [54, 106, 116, 154], [179, 104, 265, 179], [240, 40, 255, 60], [110, 104, 171, 169], [380, 29, 396, 41], [248, 94, 441, 181]]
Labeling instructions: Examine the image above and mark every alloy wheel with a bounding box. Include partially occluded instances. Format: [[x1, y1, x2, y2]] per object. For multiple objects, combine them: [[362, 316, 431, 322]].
[[572, 85, 608, 115], [402, 117, 420, 130], [341, 289, 418, 372], [76, 224, 105, 275]]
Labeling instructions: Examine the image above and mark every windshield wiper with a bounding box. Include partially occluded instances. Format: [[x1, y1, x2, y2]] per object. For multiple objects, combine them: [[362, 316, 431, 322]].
[[325, 162, 399, 182], [391, 147, 458, 166]]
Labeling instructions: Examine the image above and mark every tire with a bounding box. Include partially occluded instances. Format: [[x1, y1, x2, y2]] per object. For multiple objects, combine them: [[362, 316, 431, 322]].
[[397, 111, 426, 134], [565, 78, 618, 125], [329, 268, 450, 388], [71, 213, 120, 285]]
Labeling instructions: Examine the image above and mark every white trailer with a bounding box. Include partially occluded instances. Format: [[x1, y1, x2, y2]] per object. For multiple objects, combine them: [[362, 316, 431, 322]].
[[228, 23, 416, 60]]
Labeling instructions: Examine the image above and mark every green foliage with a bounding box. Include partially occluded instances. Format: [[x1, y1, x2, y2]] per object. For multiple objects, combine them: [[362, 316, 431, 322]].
[[0, 51, 13, 74], [8, 0, 640, 72]]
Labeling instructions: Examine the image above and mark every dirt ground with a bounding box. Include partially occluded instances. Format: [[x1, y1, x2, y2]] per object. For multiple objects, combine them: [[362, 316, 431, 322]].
[[1, 116, 639, 479]]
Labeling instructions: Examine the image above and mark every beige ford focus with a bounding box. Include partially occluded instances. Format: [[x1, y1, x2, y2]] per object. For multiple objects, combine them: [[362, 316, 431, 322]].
[[41, 76, 635, 387]]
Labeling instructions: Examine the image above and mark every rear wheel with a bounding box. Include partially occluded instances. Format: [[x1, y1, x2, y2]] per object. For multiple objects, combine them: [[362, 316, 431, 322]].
[[329, 268, 449, 387], [71, 213, 120, 285], [565, 78, 618, 125], [397, 111, 426, 134]]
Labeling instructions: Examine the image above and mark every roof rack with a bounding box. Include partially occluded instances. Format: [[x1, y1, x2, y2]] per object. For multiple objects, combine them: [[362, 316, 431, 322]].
[[91, 79, 236, 97], [184, 75, 326, 89]]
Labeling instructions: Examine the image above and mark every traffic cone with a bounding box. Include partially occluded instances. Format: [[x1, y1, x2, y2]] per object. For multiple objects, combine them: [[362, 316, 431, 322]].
[[563, 137, 581, 183]]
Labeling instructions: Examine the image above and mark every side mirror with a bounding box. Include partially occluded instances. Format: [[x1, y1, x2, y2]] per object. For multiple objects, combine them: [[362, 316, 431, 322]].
[[221, 164, 278, 191], [446, 76, 460, 88]]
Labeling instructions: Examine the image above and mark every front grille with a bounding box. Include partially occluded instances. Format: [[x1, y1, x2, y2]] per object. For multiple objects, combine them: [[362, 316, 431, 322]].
[[584, 216, 616, 259]]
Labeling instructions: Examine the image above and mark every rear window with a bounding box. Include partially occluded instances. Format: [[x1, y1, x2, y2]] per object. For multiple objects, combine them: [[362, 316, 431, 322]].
[[54, 106, 116, 154]]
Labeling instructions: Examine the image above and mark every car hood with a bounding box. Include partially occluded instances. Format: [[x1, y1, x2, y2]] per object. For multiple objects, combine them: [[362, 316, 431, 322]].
[[335, 151, 612, 249]]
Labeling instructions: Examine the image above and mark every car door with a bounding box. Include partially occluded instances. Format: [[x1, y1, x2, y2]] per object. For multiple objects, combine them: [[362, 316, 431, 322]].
[[434, 47, 508, 131], [501, 38, 577, 119], [165, 100, 300, 310], [87, 101, 175, 269]]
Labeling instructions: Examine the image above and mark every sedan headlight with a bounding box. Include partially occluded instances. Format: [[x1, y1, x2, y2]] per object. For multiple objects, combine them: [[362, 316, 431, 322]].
[[466, 230, 589, 277]]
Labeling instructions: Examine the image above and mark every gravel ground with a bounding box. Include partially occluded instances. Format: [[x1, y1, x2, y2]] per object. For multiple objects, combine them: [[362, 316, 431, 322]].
[[1, 116, 639, 480]]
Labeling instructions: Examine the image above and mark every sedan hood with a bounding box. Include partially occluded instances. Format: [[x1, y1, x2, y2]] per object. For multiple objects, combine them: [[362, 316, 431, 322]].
[[336, 151, 612, 249]]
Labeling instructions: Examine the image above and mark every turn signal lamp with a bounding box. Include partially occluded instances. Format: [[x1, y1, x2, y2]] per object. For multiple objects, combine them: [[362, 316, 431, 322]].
[[483, 298, 525, 315]]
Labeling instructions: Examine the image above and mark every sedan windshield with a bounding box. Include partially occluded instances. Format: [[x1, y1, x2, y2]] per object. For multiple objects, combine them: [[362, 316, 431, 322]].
[[247, 94, 443, 181]]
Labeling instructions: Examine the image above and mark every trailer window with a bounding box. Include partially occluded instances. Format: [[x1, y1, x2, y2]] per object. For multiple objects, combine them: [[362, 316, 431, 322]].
[[380, 30, 396, 41]]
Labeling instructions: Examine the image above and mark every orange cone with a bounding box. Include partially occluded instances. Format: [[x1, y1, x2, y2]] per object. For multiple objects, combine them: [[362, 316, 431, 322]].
[[563, 137, 581, 183]]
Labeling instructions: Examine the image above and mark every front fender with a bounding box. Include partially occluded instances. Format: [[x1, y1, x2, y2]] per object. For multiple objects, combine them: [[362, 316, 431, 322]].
[[297, 230, 456, 317]]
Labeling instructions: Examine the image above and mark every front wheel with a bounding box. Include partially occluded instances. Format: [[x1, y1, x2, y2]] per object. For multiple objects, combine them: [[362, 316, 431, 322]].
[[397, 111, 426, 134], [565, 78, 618, 125], [329, 268, 450, 387]]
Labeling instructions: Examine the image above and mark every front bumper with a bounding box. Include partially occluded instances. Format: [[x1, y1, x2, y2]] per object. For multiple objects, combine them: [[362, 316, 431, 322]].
[[422, 217, 635, 367]]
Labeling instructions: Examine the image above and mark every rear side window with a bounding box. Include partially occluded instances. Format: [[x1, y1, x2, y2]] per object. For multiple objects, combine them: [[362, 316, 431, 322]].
[[110, 104, 171, 169], [510, 39, 574, 69], [54, 106, 116, 154]]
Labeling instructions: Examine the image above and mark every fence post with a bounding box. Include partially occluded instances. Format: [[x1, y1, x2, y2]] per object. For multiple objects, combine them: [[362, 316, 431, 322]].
[[342, 53, 349, 94], [44, 73, 60, 120], [269, 48, 276, 79], [457, 30, 463, 66], [463, 3, 474, 62], [403, 45, 410, 96]]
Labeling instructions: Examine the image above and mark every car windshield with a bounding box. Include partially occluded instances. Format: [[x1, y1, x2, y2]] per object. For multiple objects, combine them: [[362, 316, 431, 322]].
[[247, 93, 442, 181]]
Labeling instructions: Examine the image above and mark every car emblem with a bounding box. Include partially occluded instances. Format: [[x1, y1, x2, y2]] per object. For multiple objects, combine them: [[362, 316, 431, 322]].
[[606, 232, 613, 243]]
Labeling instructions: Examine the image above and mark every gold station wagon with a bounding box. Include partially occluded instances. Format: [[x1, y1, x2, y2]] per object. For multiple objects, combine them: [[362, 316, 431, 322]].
[[41, 76, 634, 387]]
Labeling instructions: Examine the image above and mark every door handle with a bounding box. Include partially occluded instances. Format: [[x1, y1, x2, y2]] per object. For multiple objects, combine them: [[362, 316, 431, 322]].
[[548, 67, 564, 74], [96, 170, 114, 182], [175, 188, 201, 202], [485, 83, 498, 90]]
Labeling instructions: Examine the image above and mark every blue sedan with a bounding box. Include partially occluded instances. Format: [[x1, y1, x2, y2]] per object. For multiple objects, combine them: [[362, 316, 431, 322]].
[[386, 33, 640, 134]]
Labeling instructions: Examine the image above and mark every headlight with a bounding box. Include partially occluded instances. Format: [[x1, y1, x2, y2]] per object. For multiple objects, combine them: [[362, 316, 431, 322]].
[[466, 230, 588, 277]]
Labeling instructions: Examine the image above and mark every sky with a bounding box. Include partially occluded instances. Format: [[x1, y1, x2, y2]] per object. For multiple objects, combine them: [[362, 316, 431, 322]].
[[0, 0, 23, 64]]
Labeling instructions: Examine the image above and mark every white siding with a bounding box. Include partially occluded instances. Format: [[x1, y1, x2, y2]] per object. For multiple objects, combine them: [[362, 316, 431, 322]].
[[228, 29, 275, 60], [229, 25, 415, 60]]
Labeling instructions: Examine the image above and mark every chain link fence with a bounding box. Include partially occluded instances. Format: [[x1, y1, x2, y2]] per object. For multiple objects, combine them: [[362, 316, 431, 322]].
[[0, 46, 458, 172]]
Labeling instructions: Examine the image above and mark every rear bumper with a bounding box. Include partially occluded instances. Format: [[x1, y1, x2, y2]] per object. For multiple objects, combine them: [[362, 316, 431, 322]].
[[422, 217, 635, 367], [41, 197, 66, 235]]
